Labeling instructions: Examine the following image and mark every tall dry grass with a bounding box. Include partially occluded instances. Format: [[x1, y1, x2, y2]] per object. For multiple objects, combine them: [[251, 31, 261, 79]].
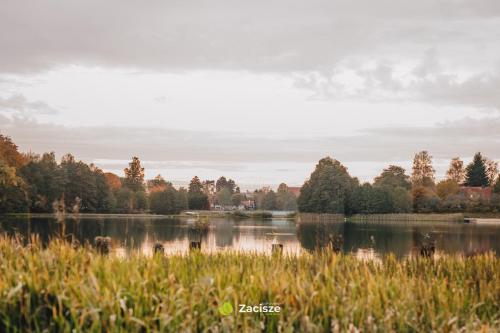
[[0, 235, 498, 332]]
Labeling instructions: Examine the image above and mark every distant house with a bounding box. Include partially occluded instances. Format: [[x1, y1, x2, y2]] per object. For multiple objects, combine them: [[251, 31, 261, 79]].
[[459, 187, 492, 201], [288, 187, 301, 197], [241, 199, 255, 210]]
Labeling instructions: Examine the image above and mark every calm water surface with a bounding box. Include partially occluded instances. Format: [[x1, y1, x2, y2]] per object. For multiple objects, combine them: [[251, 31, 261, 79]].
[[1, 215, 499, 258]]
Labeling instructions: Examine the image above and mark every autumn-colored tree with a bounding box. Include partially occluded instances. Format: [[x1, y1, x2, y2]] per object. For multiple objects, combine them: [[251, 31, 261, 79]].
[[412, 186, 440, 213], [0, 134, 26, 168], [436, 179, 460, 200], [485, 159, 498, 186], [493, 176, 500, 194], [446, 157, 466, 184], [124, 157, 145, 191], [104, 172, 122, 192], [0, 160, 17, 187], [147, 174, 168, 193], [411, 151, 435, 187]]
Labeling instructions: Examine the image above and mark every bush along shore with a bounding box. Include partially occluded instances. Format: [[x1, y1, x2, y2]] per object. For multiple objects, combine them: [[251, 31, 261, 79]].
[[297, 213, 467, 224], [0, 237, 499, 332], [346, 213, 465, 223]]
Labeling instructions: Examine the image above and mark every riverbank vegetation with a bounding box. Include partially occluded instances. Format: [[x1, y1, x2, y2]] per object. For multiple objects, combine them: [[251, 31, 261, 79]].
[[298, 152, 500, 215], [0, 236, 498, 332], [0, 135, 298, 215], [2, 134, 500, 217]]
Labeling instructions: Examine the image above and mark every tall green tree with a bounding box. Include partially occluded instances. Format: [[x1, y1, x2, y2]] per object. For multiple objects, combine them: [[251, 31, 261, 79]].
[[373, 165, 411, 189], [298, 157, 357, 214], [262, 190, 278, 210], [188, 176, 209, 210], [276, 183, 298, 211], [0, 159, 29, 213], [352, 183, 411, 214], [149, 183, 185, 215], [20, 152, 63, 212], [465, 153, 489, 187]]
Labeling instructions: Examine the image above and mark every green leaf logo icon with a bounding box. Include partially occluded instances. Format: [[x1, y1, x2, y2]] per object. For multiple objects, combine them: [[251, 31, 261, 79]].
[[218, 301, 233, 316]]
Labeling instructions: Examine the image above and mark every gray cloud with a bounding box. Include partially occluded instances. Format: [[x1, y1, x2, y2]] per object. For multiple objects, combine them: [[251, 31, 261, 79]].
[[0, 94, 58, 115], [1, 0, 499, 74], [2, 1, 500, 112], [2, 114, 498, 167], [294, 51, 500, 110]]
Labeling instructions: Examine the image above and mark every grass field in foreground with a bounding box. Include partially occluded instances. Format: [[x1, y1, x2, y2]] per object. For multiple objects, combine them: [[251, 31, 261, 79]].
[[0, 237, 498, 332]]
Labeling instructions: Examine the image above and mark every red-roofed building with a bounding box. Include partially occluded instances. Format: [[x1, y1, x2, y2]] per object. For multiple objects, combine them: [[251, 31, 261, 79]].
[[460, 187, 492, 201], [288, 186, 301, 197]]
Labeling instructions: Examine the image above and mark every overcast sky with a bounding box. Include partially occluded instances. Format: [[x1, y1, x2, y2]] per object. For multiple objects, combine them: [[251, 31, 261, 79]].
[[1, 0, 500, 189]]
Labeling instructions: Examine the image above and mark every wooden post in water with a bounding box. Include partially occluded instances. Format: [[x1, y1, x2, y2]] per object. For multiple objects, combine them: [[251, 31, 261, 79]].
[[94, 236, 111, 255], [190, 241, 201, 251], [272, 243, 283, 255], [153, 242, 164, 255], [328, 234, 343, 253], [419, 234, 436, 258]]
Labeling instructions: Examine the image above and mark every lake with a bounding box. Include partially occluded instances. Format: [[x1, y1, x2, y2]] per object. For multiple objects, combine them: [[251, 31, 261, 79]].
[[1, 215, 499, 258]]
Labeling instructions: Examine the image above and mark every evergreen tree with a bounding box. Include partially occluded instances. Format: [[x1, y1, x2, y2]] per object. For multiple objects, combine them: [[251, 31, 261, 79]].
[[465, 152, 489, 187], [215, 176, 228, 192], [188, 176, 209, 210]]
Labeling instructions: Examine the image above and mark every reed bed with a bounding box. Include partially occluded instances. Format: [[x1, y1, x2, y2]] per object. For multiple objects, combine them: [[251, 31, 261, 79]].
[[347, 213, 465, 224], [297, 213, 345, 223], [0, 236, 499, 332]]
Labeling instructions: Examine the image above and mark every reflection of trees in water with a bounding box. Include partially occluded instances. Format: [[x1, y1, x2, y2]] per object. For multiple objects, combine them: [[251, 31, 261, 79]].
[[297, 222, 344, 252], [1, 216, 500, 256], [0, 216, 55, 245], [298, 222, 432, 258], [214, 220, 234, 247], [411, 224, 500, 256]]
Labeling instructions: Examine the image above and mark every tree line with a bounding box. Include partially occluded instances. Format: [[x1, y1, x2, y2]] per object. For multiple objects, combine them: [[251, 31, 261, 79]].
[[0, 135, 298, 214], [298, 152, 500, 214], [2, 134, 499, 215]]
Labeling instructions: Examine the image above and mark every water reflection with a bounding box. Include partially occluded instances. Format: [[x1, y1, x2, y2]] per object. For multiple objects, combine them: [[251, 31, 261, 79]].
[[0, 215, 499, 257]]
